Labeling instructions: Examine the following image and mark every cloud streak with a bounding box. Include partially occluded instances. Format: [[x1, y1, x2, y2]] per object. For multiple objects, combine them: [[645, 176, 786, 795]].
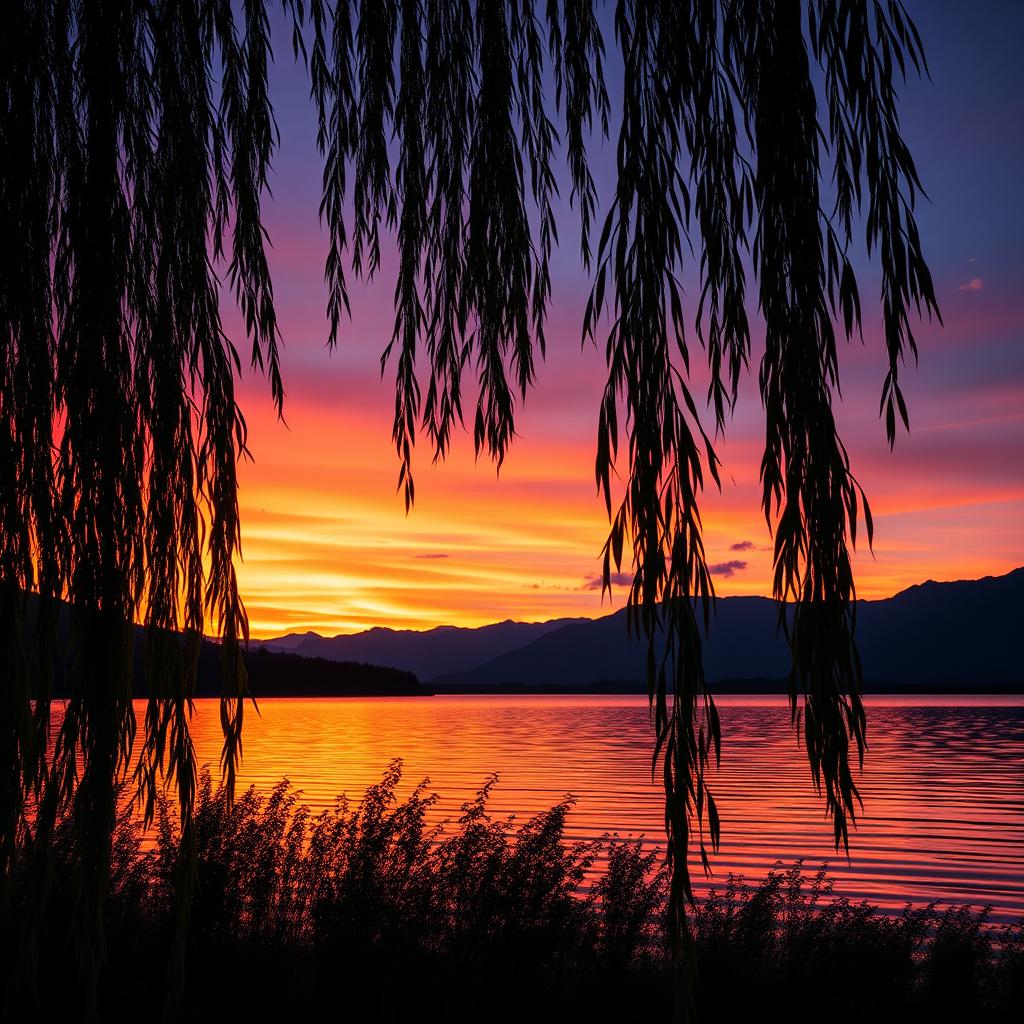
[[709, 560, 748, 578], [582, 571, 632, 591]]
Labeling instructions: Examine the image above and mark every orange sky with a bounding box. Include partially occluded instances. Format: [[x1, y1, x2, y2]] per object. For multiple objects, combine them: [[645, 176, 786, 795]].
[[232, 292, 1023, 637], [228, 6, 1023, 639]]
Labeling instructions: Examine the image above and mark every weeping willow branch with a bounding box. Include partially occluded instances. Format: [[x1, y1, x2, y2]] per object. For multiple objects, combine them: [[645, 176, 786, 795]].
[[1, 0, 938, 1017], [584, 3, 724, 978], [734, 0, 869, 850], [304, 1, 937, 1014], [2, 0, 285, 1011]]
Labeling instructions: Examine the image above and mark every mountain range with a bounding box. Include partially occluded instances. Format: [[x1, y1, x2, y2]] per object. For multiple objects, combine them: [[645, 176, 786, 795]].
[[256, 567, 1024, 692], [258, 617, 586, 680]]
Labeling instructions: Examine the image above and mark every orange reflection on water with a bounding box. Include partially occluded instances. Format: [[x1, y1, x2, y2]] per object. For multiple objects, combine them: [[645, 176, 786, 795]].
[[176, 695, 1024, 922]]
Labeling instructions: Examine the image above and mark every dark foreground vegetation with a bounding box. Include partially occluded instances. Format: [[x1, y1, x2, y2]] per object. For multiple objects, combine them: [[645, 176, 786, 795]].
[[4, 763, 1020, 1023]]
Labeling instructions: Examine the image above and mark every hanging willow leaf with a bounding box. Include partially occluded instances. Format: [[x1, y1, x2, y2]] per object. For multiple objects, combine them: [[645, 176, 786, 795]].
[[1, 1, 938, 1017], [1, 0, 288, 1011]]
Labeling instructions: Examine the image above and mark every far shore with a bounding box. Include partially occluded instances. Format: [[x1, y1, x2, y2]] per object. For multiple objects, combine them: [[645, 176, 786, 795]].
[[119, 680, 1024, 698]]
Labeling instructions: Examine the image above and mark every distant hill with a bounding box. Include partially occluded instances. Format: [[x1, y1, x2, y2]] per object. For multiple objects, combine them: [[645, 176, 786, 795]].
[[432, 596, 789, 692], [257, 568, 1024, 692], [28, 601, 425, 698], [254, 617, 586, 680], [191, 645, 421, 698], [253, 632, 316, 653]]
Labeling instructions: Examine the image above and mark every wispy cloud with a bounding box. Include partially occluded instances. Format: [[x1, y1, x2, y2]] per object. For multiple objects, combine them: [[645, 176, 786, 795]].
[[959, 277, 984, 292], [709, 559, 748, 578], [413, 552, 449, 560], [582, 571, 632, 591], [730, 540, 755, 552]]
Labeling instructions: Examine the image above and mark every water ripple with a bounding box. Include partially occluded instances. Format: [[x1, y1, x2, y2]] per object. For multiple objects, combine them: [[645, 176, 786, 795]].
[[172, 695, 1024, 922]]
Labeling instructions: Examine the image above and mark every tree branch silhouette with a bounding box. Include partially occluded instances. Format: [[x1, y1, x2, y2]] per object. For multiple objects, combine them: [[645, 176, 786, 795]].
[[0, 0, 938, 1014]]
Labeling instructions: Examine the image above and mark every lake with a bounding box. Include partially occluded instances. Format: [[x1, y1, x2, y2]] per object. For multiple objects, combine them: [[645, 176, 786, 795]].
[[181, 695, 1024, 922]]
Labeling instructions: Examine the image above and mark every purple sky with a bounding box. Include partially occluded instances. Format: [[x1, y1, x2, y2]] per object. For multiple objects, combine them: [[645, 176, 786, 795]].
[[221, 1, 1024, 636]]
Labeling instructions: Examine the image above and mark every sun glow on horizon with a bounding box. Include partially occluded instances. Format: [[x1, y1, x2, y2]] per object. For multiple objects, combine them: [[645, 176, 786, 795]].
[[226, 3, 1023, 641], [234, 381, 1024, 638]]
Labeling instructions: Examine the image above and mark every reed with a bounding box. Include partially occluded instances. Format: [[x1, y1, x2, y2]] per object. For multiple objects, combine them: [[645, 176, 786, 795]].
[[2, 762, 1018, 1022]]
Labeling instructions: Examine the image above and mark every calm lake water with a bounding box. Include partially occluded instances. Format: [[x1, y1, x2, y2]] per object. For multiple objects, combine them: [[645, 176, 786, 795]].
[[180, 695, 1024, 922]]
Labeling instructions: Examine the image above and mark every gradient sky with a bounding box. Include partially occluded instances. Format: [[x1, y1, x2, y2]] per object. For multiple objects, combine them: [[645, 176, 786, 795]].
[[226, 0, 1023, 638]]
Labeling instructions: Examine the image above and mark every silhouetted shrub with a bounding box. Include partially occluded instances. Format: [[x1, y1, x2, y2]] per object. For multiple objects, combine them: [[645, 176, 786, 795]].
[[589, 837, 667, 969], [692, 863, 937, 1022], [3, 763, 1020, 1023]]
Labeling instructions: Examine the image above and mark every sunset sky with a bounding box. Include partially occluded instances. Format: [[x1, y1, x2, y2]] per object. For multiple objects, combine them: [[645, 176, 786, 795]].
[[228, 0, 1023, 638]]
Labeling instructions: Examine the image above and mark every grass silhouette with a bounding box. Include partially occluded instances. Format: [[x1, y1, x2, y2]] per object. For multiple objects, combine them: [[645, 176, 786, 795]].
[[3, 762, 1019, 1022]]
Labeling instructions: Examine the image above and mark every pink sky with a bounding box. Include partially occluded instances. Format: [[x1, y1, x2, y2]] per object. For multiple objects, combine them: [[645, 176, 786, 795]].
[[226, 2, 1024, 637]]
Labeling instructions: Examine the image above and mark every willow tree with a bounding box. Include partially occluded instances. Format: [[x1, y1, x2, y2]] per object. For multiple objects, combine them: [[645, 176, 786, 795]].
[[1, 0, 937, 1012]]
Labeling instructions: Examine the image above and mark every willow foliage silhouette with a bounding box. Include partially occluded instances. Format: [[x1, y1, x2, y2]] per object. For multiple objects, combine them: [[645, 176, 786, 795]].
[[1, 0, 938, 1009]]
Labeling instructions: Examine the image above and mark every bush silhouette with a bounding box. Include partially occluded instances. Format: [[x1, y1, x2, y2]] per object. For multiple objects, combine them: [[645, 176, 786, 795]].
[[3, 763, 1019, 1023]]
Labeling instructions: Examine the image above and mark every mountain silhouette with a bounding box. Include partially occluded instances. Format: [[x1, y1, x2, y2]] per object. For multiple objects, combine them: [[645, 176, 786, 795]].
[[257, 569, 1024, 692], [25, 599, 424, 698], [255, 618, 587, 680]]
